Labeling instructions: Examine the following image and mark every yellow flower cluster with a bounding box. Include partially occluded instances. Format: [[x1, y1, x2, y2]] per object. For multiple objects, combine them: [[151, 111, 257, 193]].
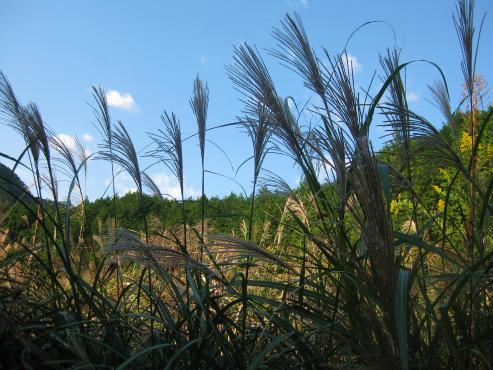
[[432, 185, 442, 193], [431, 185, 445, 212], [438, 199, 445, 212], [390, 193, 404, 215], [459, 132, 473, 153], [391, 199, 399, 215], [439, 168, 449, 178]]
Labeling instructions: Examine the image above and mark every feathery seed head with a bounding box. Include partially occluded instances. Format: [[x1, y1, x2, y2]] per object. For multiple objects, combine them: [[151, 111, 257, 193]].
[[190, 75, 209, 164]]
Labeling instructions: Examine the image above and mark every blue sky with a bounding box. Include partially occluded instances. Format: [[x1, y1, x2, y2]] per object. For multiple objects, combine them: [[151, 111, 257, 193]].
[[1, 0, 492, 203]]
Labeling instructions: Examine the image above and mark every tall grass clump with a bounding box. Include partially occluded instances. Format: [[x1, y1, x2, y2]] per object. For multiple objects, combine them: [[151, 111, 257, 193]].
[[1, 0, 492, 369]]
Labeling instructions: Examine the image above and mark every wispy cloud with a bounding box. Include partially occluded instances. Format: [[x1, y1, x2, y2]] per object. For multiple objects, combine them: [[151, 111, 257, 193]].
[[105, 170, 137, 196], [54, 134, 77, 151], [287, 0, 308, 8], [342, 52, 363, 74], [53, 133, 92, 158], [286, 48, 296, 61], [200, 56, 208, 64], [106, 89, 140, 113], [407, 92, 420, 103], [104, 170, 200, 199], [152, 172, 200, 199], [83, 133, 95, 142], [315, 157, 345, 183]]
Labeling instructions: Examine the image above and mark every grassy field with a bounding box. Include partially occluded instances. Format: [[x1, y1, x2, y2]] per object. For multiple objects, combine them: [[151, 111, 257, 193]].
[[1, 1, 492, 369]]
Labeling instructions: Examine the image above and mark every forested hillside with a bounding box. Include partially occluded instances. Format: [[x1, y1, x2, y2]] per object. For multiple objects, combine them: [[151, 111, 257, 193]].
[[0, 162, 30, 204]]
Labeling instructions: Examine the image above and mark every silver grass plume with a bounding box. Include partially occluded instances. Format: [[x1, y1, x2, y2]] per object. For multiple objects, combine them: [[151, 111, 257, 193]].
[[0, 71, 40, 165], [259, 169, 303, 211], [71, 136, 88, 177], [270, 12, 346, 166], [379, 48, 410, 147], [0, 72, 52, 166], [204, 234, 295, 274], [90, 86, 119, 223], [240, 102, 274, 185], [226, 44, 308, 169], [23, 102, 52, 163], [97, 121, 142, 194], [0, 72, 57, 207], [50, 135, 81, 180], [428, 80, 454, 132], [270, 12, 341, 139], [148, 112, 184, 200], [142, 171, 165, 205], [226, 44, 285, 122], [270, 13, 326, 104], [102, 228, 221, 282], [382, 106, 466, 175], [269, 12, 369, 175], [428, 80, 460, 153], [50, 135, 87, 203], [0, 71, 61, 269], [190, 75, 209, 168], [91, 86, 112, 147], [0, 71, 22, 121], [38, 169, 58, 202], [313, 125, 348, 187], [453, 0, 484, 101], [190, 75, 209, 243], [274, 99, 307, 168], [323, 52, 366, 142]]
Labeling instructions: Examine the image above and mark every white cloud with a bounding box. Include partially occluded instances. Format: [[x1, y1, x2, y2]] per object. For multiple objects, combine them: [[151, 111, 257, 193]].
[[151, 172, 200, 199], [287, 98, 295, 110], [316, 154, 351, 183], [52, 134, 93, 159], [287, 48, 296, 61], [342, 52, 363, 74], [105, 171, 137, 196], [316, 158, 334, 182], [407, 92, 420, 103], [83, 133, 95, 142], [53, 134, 77, 151], [106, 90, 140, 113], [103, 169, 200, 199], [286, 0, 308, 8], [115, 182, 137, 196], [200, 56, 208, 64]]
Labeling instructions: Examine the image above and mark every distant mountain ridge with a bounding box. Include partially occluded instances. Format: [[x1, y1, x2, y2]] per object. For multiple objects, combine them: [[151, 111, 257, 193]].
[[0, 162, 32, 204]]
